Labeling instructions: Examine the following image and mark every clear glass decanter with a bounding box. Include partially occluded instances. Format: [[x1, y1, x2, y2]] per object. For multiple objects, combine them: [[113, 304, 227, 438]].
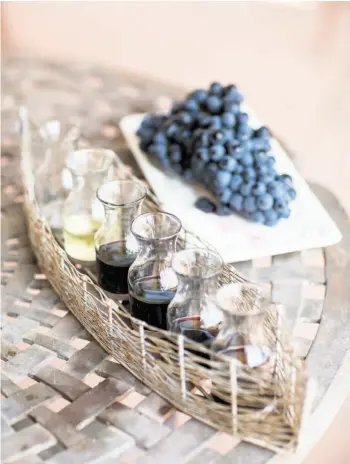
[[95, 180, 147, 297], [212, 283, 272, 367], [33, 119, 80, 232], [63, 148, 114, 263], [128, 212, 182, 329], [211, 283, 275, 404], [167, 248, 224, 350]]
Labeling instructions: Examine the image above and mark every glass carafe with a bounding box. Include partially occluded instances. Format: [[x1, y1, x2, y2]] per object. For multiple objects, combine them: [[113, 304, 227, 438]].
[[167, 248, 223, 350], [212, 283, 272, 366], [95, 180, 147, 297], [211, 283, 274, 404], [32, 119, 80, 232], [63, 148, 114, 263], [128, 212, 182, 329]]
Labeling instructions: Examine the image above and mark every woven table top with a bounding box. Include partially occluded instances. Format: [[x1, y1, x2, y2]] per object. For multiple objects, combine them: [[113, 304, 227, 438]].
[[1, 57, 350, 464]]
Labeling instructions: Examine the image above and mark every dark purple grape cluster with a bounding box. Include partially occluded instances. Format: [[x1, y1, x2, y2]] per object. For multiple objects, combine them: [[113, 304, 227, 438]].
[[137, 82, 296, 226]]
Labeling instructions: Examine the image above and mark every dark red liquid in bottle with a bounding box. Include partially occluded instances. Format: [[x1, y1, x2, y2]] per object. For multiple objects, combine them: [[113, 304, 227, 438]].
[[172, 316, 218, 360], [96, 241, 135, 295], [129, 277, 175, 329]]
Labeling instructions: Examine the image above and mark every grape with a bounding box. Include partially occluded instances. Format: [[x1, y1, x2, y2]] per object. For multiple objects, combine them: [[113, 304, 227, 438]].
[[255, 126, 270, 139], [209, 144, 226, 161], [210, 116, 222, 130], [267, 180, 286, 199], [256, 165, 270, 176], [225, 84, 243, 102], [258, 173, 275, 184], [287, 188, 297, 200], [224, 84, 237, 94], [178, 112, 193, 125], [251, 211, 265, 224], [237, 125, 253, 141], [264, 209, 279, 227], [266, 156, 276, 168], [209, 82, 224, 96], [243, 196, 257, 213], [252, 182, 267, 196], [241, 154, 254, 166], [198, 114, 212, 128], [230, 174, 243, 191], [166, 124, 178, 138], [237, 113, 249, 125], [216, 205, 233, 216], [195, 197, 216, 213], [209, 129, 226, 144], [240, 182, 254, 197], [148, 144, 167, 159], [206, 95, 222, 114], [153, 132, 167, 145], [183, 99, 199, 113], [242, 168, 256, 182], [278, 174, 293, 187], [222, 129, 234, 143], [215, 170, 232, 190], [189, 89, 207, 104], [257, 193, 274, 211], [235, 163, 244, 174], [230, 193, 244, 211], [254, 151, 268, 165], [221, 112, 236, 128], [219, 156, 237, 172], [224, 102, 240, 114], [274, 199, 288, 214], [220, 188, 232, 205], [230, 147, 244, 160]]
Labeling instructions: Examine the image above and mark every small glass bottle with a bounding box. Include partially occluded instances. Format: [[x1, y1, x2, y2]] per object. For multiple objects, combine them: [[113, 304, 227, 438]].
[[167, 248, 224, 350], [34, 119, 80, 232], [211, 283, 274, 404], [212, 283, 272, 366], [63, 148, 114, 263], [95, 180, 147, 298], [128, 212, 182, 329]]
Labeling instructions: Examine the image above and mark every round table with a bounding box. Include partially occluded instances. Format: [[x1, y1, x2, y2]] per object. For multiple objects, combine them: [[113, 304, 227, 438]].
[[1, 57, 349, 464]]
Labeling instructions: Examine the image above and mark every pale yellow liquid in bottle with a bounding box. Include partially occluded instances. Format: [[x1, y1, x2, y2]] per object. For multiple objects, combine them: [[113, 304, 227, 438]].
[[63, 214, 101, 262]]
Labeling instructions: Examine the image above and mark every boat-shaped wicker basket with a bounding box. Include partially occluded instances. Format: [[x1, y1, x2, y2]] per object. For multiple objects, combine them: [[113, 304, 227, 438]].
[[20, 144, 307, 453]]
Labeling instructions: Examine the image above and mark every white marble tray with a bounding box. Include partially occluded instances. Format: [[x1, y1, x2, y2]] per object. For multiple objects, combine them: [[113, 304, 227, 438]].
[[120, 113, 341, 263]]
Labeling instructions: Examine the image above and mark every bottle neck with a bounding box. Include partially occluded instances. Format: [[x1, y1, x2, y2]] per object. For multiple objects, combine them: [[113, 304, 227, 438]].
[[176, 273, 219, 299], [137, 236, 178, 260], [103, 203, 142, 228]]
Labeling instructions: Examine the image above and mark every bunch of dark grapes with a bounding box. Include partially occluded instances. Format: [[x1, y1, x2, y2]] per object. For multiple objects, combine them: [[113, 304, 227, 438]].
[[137, 82, 296, 226]]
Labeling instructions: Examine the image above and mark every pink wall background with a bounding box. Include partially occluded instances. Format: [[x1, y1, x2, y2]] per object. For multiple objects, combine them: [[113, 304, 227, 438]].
[[2, 2, 350, 216]]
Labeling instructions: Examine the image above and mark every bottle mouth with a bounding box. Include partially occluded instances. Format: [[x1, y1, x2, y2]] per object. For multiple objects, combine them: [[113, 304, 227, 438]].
[[97, 180, 147, 208], [66, 148, 115, 175], [131, 212, 182, 242], [216, 283, 267, 316], [172, 248, 223, 279]]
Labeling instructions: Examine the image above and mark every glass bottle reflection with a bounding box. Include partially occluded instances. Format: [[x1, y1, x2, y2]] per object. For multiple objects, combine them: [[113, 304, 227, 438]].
[[95, 180, 147, 297], [167, 248, 223, 351], [63, 149, 114, 263], [128, 212, 182, 329]]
